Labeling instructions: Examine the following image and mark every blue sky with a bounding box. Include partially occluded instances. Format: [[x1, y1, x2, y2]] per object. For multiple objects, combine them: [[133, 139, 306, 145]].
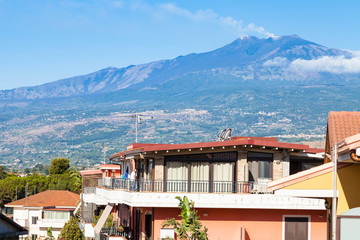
[[1, 0, 360, 90]]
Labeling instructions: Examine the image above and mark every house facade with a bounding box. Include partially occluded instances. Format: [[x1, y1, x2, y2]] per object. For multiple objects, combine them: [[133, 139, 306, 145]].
[[81, 136, 327, 240], [0, 212, 28, 240], [5, 190, 80, 240]]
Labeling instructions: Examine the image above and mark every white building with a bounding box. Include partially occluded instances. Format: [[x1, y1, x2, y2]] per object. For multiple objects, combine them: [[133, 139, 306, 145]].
[[5, 190, 80, 240]]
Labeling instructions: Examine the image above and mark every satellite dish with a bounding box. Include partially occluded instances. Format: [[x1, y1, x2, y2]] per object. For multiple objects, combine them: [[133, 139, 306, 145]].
[[218, 128, 232, 141], [223, 128, 232, 141], [218, 129, 226, 141]]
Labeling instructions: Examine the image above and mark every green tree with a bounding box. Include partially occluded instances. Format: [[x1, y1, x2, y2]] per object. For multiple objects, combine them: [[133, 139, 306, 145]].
[[162, 196, 208, 240], [92, 209, 114, 228], [0, 166, 8, 180], [69, 167, 82, 193], [59, 216, 84, 240], [49, 158, 70, 175], [45, 227, 54, 240]]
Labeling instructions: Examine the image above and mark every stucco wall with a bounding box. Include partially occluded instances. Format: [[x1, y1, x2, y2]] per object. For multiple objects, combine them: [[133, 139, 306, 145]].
[[282, 164, 360, 215], [153, 207, 326, 240]]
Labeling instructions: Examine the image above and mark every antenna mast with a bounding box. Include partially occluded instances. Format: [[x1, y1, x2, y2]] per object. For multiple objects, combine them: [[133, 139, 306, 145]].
[[100, 143, 108, 164], [125, 113, 153, 143]]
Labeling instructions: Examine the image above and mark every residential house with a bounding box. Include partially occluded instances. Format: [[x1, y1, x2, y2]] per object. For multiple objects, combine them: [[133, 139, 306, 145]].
[[269, 111, 360, 240], [5, 190, 80, 240], [81, 136, 326, 240], [0, 212, 28, 240]]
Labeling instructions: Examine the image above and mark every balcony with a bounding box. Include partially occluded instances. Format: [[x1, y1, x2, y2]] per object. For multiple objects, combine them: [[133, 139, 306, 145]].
[[101, 227, 129, 238], [96, 178, 271, 194], [82, 178, 325, 210]]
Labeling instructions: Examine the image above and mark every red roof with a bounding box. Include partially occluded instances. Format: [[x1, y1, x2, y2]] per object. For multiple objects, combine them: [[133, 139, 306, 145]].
[[327, 111, 360, 149], [100, 164, 121, 170], [110, 136, 323, 159], [5, 190, 80, 208], [79, 169, 102, 176], [43, 208, 75, 212], [109, 151, 125, 160]]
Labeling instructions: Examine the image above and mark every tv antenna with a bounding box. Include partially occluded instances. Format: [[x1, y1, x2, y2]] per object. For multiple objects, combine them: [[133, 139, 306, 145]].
[[100, 143, 109, 164], [218, 128, 232, 141], [124, 114, 153, 143]]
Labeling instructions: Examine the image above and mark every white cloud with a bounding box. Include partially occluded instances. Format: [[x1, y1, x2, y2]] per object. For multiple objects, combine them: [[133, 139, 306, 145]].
[[159, 3, 217, 21], [244, 23, 274, 37], [158, 3, 274, 37], [289, 55, 360, 74], [263, 57, 288, 67]]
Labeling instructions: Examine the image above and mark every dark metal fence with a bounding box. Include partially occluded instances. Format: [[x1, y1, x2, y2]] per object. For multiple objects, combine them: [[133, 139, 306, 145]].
[[101, 227, 129, 238], [98, 178, 260, 194]]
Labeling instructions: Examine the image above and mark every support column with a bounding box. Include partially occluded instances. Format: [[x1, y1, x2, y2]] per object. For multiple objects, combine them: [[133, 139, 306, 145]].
[[273, 152, 283, 181], [282, 150, 290, 178], [237, 151, 247, 182]]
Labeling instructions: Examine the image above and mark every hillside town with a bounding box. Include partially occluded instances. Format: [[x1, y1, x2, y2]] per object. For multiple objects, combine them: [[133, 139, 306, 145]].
[[1, 111, 360, 240]]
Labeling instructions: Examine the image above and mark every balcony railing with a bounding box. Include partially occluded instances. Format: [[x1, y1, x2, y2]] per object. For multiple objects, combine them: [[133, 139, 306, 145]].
[[95, 178, 271, 194], [101, 227, 129, 238]]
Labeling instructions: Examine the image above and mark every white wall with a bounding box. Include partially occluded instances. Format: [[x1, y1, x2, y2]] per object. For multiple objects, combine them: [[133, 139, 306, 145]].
[[12, 207, 71, 239], [13, 208, 28, 227]]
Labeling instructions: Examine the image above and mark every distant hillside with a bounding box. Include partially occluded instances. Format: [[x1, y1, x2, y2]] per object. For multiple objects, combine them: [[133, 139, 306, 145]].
[[0, 35, 356, 100], [1, 35, 360, 168]]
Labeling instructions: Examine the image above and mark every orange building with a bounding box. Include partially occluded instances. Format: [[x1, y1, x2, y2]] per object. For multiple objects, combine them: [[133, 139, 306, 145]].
[[269, 111, 360, 240], [80, 136, 327, 240]]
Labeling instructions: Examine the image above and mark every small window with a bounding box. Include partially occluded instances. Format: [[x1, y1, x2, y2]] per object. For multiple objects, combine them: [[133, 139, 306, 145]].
[[32, 216, 38, 225], [248, 152, 273, 181], [31, 234, 37, 240]]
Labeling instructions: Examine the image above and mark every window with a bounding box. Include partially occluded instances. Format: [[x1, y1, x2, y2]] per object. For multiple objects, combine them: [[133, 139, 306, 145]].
[[147, 159, 153, 180], [145, 214, 152, 238], [190, 162, 209, 192], [43, 211, 68, 220], [167, 161, 188, 192], [165, 152, 237, 193], [290, 156, 322, 175], [284, 216, 309, 240], [32, 216, 38, 225], [247, 152, 273, 181], [31, 234, 37, 240], [213, 162, 233, 193]]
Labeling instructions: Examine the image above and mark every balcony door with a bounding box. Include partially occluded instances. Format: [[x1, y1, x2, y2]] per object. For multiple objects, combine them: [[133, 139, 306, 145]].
[[190, 162, 209, 192], [284, 216, 309, 240], [213, 162, 233, 193], [167, 161, 188, 192], [248, 152, 273, 181]]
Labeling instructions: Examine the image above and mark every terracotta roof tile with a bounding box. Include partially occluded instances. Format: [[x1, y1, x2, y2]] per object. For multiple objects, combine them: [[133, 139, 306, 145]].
[[328, 111, 360, 148], [79, 169, 102, 176], [5, 190, 80, 208]]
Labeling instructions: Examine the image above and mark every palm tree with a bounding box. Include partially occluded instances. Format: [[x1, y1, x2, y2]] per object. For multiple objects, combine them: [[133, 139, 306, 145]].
[[69, 167, 82, 193]]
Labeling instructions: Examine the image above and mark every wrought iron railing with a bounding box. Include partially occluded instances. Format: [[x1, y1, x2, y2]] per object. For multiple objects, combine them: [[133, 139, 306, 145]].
[[101, 227, 129, 238], [96, 178, 271, 194]]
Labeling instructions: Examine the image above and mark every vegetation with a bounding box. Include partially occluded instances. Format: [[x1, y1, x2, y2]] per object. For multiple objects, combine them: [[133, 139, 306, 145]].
[[92, 209, 115, 228], [49, 158, 70, 175], [162, 196, 208, 240], [0, 158, 81, 207], [69, 167, 82, 193], [45, 227, 55, 240], [59, 216, 84, 240], [0, 166, 8, 180]]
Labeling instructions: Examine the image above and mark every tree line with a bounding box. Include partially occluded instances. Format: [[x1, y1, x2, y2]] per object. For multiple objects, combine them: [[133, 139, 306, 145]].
[[0, 158, 82, 207]]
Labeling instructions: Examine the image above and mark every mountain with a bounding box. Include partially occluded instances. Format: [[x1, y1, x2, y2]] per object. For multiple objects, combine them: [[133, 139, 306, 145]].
[[0, 35, 354, 100], [1, 35, 360, 169]]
